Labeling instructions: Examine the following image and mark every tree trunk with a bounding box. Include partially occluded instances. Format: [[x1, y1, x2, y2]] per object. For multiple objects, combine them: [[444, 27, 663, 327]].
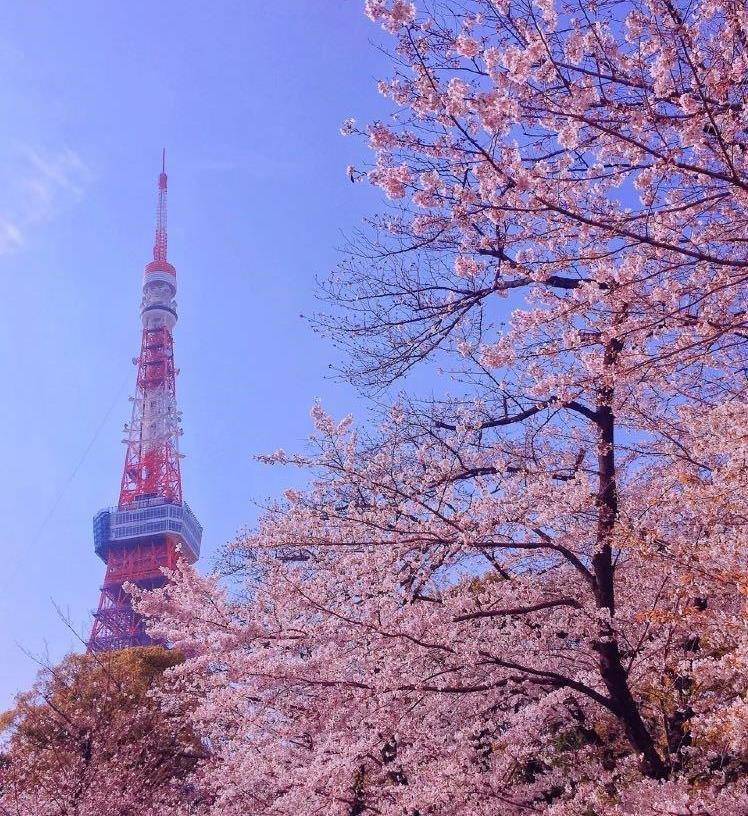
[[592, 340, 669, 780]]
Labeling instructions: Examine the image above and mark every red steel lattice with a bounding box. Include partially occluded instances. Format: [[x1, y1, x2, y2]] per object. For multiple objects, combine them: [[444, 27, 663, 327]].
[[119, 325, 182, 508], [88, 153, 198, 653]]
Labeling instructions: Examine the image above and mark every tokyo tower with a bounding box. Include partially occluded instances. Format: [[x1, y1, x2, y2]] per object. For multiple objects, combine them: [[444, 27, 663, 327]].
[[88, 153, 202, 652]]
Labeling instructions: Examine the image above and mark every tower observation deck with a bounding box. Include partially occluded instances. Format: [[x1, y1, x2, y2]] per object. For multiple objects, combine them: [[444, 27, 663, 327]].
[[88, 153, 202, 652]]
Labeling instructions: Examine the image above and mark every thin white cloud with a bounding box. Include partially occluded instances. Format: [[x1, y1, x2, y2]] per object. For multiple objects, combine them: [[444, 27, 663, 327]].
[[0, 146, 92, 253], [0, 218, 23, 253]]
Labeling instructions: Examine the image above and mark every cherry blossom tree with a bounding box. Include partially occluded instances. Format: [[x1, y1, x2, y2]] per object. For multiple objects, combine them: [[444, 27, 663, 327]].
[[144, 397, 748, 815], [140, 0, 748, 813]]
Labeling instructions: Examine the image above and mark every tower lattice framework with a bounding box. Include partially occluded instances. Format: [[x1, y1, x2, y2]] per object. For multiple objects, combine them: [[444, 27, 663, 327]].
[[88, 153, 202, 653]]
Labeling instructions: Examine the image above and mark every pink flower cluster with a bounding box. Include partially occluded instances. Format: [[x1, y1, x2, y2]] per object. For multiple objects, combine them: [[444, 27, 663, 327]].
[[454, 255, 482, 278], [369, 162, 412, 198], [365, 0, 416, 33]]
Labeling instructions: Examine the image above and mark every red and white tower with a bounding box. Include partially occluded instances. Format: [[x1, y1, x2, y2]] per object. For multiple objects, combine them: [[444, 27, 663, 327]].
[[88, 153, 202, 652]]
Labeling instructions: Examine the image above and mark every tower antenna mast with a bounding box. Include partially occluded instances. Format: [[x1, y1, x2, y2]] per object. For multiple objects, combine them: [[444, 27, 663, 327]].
[[153, 148, 168, 263]]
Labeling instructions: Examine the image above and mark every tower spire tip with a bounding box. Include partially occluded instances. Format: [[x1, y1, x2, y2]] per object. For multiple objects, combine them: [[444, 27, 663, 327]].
[[153, 149, 168, 260]]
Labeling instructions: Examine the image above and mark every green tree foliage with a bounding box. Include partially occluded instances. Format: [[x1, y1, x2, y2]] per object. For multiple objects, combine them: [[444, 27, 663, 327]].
[[0, 647, 206, 816]]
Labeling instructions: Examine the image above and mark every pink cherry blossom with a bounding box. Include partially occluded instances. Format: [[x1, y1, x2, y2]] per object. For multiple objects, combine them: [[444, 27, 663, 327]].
[[454, 255, 482, 278], [368, 161, 412, 198], [454, 34, 480, 58], [365, 0, 416, 33]]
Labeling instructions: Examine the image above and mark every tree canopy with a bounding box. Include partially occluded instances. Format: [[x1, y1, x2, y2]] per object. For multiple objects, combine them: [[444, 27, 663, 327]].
[[0, 647, 205, 816], [139, 0, 748, 813]]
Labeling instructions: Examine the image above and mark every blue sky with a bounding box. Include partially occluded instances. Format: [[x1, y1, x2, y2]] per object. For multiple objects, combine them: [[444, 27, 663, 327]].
[[0, 1, 393, 707]]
